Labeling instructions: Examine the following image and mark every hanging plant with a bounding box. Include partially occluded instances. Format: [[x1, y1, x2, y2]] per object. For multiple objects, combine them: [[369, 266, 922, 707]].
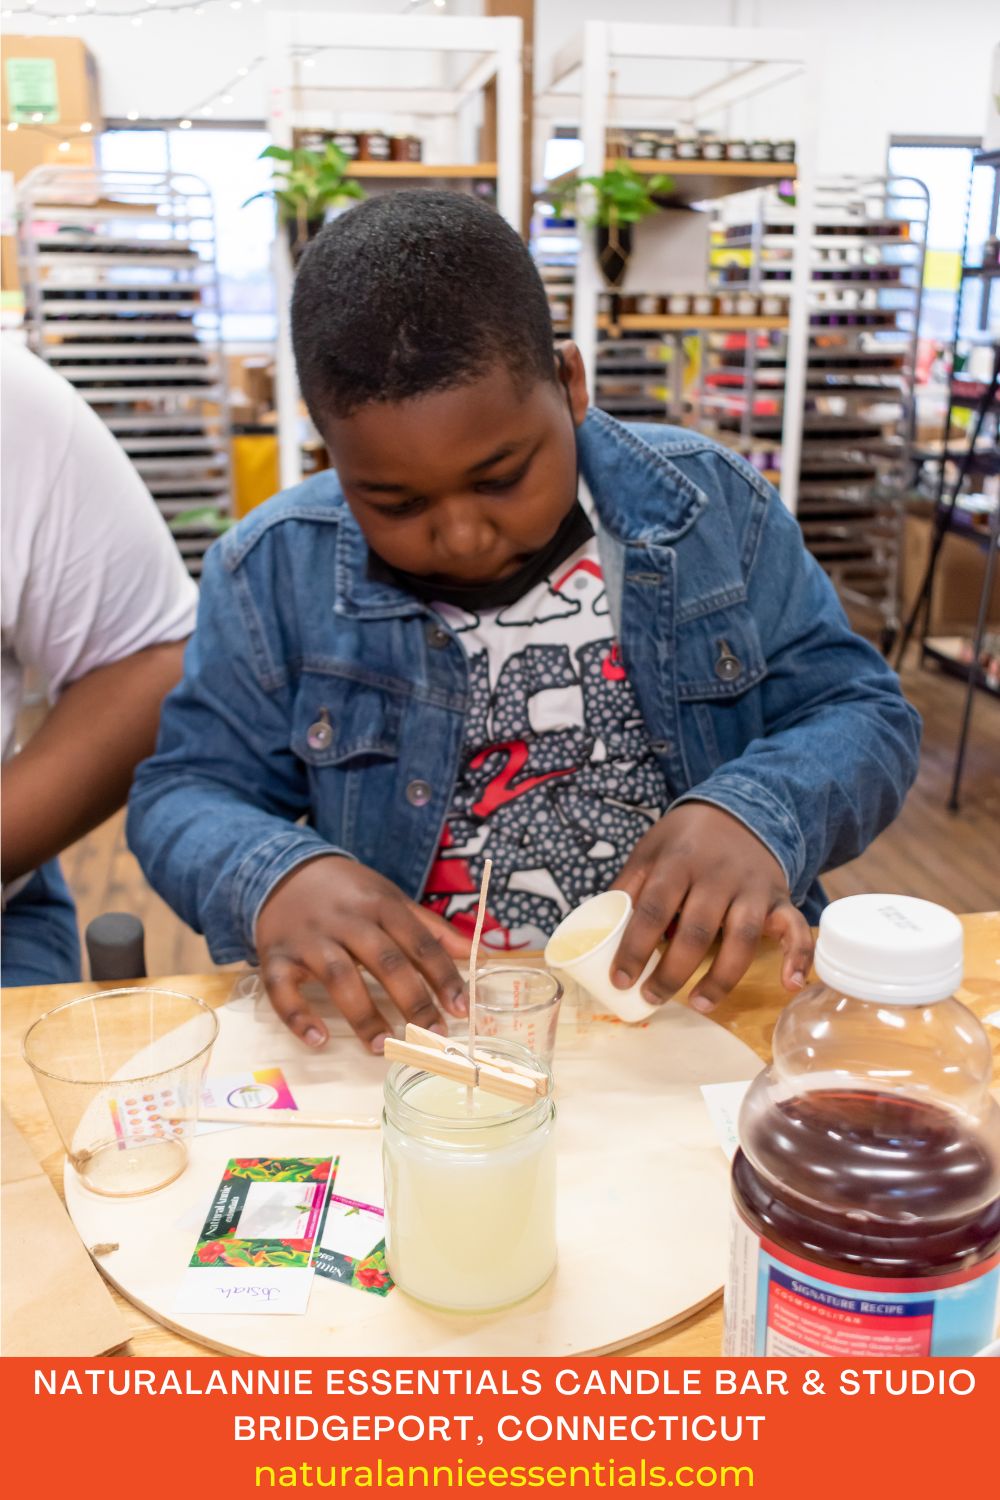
[[243, 142, 366, 259], [550, 161, 673, 289]]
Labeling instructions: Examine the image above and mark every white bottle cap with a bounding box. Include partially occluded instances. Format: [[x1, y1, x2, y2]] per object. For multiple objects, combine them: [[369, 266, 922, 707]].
[[814, 894, 964, 1006]]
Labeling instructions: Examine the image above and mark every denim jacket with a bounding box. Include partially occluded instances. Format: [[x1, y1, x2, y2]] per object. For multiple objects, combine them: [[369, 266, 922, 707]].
[[128, 409, 921, 963]]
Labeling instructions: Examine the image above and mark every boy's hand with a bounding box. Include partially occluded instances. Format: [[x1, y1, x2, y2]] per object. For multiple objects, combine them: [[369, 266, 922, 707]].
[[611, 802, 814, 1012], [255, 856, 471, 1053]]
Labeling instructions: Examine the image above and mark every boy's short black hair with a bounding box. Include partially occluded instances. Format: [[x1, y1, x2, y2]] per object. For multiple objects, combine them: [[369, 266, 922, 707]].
[[291, 190, 556, 420]]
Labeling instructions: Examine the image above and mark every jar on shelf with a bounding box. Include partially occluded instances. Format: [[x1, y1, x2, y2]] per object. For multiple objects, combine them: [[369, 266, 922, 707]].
[[390, 135, 422, 162], [725, 139, 750, 161], [636, 292, 664, 316], [382, 1039, 557, 1312], [331, 131, 360, 159], [675, 136, 700, 161], [628, 132, 660, 159], [655, 135, 678, 160], [701, 138, 726, 162], [773, 140, 796, 164], [735, 291, 759, 317], [749, 140, 774, 162], [358, 130, 392, 162], [692, 292, 717, 317], [760, 293, 786, 317], [666, 292, 692, 315]]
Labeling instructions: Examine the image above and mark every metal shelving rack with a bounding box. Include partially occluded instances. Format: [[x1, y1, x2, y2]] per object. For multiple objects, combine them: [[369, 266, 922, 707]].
[[265, 8, 524, 491], [703, 175, 928, 642], [895, 147, 1000, 811], [539, 21, 819, 513], [707, 178, 929, 642], [16, 165, 230, 580]]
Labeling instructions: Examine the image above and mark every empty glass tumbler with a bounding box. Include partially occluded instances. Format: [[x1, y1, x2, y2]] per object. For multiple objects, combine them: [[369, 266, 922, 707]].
[[23, 986, 218, 1196]]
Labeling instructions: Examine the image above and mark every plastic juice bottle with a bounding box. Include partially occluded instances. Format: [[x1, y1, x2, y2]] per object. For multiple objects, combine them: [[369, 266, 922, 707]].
[[723, 894, 1000, 1357]]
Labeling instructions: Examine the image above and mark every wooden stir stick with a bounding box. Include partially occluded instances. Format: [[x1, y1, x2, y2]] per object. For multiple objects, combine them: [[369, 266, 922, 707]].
[[466, 856, 493, 1110], [383, 857, 551, 1106]]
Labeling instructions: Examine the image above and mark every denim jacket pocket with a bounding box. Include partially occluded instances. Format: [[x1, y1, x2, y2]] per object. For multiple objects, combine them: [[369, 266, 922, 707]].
[[674, 601, 768, 785], [290, 673, 404, 768], [675, 599, 767, 704]]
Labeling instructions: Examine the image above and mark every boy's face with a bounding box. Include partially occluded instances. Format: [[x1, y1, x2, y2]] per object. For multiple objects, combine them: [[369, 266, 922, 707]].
[[320, 345, 590, 585]]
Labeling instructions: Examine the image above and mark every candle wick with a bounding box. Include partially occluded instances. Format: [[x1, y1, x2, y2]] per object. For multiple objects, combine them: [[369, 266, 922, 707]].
[[466, 857, 493, 1113]]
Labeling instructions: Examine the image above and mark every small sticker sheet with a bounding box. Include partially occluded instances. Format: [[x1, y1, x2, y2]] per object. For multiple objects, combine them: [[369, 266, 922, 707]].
[[108, 1087, 183, 1148], [176, 1156, 335, 1315], [314, 1194, 394, 1297], [700, 1080, 753, 1162]]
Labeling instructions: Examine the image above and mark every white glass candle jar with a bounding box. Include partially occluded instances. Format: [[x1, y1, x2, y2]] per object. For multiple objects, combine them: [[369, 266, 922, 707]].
[[382, 1039, 556, 1312]]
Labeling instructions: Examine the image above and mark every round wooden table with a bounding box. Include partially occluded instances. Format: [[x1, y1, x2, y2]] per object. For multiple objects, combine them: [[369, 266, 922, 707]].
[[3, 914, 998, 1358]]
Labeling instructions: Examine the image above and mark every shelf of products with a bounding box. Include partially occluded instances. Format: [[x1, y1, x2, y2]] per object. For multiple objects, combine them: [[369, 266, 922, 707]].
[[695, 175, 929, 639], [347, 161, 498, 180], [266, 7, 524, 489], [544, 21, 818, 512], [548, 156, 797, 207], [598, 313, 790, 333], [895, 146, 1000, 811], [16, 165, 231, 580]]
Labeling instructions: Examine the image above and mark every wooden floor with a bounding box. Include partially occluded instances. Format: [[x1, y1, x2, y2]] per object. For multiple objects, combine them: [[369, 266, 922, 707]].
[[58, 657, 999, 980]]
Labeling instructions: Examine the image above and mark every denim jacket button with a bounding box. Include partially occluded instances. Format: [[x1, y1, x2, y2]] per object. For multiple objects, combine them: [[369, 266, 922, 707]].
[[306, 712, 333, 750], [426, 623, 450, 650], [714, 648, 742, 682], [406, 779, 432, 807]]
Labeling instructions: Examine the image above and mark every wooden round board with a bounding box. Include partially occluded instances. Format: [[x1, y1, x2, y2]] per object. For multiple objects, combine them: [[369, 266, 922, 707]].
[[64, 984, 763, 1356]]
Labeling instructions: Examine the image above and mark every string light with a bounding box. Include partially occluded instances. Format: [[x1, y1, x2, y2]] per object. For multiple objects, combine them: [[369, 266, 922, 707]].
[[57, 139, 71, 151], [4, 0, 448, 17], [178, 118, 192, 129], [80, 120, 93, 132], [7, 121, 19, 132], [126, 109, 139, 120], [4, 1, 270, 19]]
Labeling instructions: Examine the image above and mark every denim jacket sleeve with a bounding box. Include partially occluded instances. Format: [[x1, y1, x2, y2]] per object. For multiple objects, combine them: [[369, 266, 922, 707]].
[[672, 464, 921, 903], [126, 536, 346, 964]]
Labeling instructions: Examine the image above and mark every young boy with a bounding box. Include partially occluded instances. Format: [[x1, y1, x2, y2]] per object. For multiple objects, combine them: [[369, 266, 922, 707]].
[[128, 192, 920, 1052]]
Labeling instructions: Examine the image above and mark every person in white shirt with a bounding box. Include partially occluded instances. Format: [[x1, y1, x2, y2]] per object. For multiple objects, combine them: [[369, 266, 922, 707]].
[[1, 339, 199, 985]]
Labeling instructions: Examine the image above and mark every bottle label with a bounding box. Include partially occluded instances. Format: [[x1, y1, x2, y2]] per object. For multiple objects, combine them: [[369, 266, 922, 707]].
[[723, 1206, 1000, 1357]]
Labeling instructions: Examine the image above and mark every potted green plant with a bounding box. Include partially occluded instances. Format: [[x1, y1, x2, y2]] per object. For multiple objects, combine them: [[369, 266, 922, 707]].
[[244, 141, 366, 259], [551, 161, 673, 287]]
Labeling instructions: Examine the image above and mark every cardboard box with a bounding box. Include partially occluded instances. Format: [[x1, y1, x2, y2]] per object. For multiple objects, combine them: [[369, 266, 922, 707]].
[[1, 35, 101, 195], [1, 35, 101, 128], [902, 513, 1000, 635]]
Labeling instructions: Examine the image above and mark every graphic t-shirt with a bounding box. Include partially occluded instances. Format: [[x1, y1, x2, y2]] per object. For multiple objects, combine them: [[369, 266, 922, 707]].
[[421, 532, 671, 952]]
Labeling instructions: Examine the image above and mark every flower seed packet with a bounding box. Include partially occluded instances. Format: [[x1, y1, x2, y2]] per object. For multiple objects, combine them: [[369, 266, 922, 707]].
[[314, 1194, 393, 1297], [176, 1156, 335, 1315]]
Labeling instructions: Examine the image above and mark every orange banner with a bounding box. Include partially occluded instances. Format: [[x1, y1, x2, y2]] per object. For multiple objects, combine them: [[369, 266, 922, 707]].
[[4, 1357, 996, 1496]]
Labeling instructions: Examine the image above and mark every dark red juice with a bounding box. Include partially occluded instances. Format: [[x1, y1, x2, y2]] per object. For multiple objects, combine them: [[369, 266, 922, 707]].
[[733, 1089, 1000, 1280]]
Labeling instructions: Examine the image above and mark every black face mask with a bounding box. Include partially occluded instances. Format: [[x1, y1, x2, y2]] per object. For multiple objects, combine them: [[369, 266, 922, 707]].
[[375, 499, 593, 611]]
